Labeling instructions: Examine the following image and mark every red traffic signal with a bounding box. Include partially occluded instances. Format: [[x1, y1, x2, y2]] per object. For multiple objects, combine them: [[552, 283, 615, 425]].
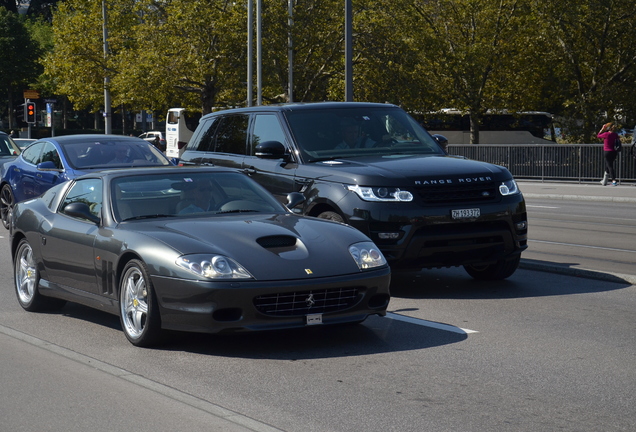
[[25, 102, 36, 123]]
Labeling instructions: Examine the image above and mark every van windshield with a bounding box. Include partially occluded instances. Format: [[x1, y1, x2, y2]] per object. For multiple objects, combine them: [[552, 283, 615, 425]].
[[285, 106, 444, 162]]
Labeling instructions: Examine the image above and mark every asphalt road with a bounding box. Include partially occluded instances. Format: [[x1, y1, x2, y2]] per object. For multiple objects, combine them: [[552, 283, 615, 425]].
[[1, 181, 635, 431]]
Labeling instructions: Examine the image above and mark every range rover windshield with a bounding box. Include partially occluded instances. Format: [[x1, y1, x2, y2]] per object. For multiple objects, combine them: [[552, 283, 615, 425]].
[[285, 106, 444, 162]]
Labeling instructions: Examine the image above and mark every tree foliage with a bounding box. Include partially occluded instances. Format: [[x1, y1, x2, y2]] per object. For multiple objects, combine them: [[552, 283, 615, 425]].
[[0, 6, 42, 128], [10, 0, 636, 142]]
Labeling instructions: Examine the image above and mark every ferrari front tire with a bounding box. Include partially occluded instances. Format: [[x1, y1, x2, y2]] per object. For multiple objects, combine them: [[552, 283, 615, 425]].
[[119, 259, 162, 347], [14, 239, 66, 311]]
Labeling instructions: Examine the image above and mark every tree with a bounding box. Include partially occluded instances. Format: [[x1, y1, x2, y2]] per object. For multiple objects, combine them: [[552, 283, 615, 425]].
[[535, 0, 636, 142], [394, 0, 535, 144], [0, 6, 42, 129]]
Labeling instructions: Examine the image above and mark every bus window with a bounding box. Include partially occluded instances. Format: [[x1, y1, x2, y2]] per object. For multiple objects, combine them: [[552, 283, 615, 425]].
[[166, 108, 202, 158], [411, 110, 555, 144]]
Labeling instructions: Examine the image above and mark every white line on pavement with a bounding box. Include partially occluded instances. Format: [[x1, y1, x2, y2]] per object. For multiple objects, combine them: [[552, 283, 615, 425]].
[[385, 312, 478, 334]]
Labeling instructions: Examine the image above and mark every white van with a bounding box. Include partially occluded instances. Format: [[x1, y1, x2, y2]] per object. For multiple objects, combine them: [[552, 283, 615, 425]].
[[165, 108, 200, 158]]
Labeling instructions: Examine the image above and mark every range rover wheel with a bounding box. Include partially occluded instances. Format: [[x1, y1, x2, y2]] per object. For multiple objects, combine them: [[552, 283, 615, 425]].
[[119, 259, 162, 347], [464, 255, 521, 280], [316, 210, 344, 223]]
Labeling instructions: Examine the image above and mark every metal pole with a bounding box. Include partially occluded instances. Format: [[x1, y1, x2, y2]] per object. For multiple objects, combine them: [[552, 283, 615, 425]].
[[257, 0, 262, 105], [102, 1, 112, 134], [344, 0, 353, 101], [247, 0, 253, 107], [288, 0, 294, 102]]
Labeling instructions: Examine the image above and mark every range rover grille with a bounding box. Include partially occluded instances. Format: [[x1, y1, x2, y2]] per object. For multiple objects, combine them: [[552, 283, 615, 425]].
[[416, 181, 499, 204], [254, 287, 360, 316]]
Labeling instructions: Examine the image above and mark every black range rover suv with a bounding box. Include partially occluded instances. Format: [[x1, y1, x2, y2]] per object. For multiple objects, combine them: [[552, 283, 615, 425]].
[[179, 102, 527, 280]]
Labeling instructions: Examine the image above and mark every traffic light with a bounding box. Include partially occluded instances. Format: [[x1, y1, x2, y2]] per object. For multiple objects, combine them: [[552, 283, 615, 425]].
[[25, 102, 36, 123]]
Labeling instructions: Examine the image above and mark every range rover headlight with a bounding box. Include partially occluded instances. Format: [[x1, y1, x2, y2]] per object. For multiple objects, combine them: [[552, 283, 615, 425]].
[[499, 179, 520, 196], [176, 254, 253, 279], [349, 242, 387, 270], [347, 185, 413, 202]]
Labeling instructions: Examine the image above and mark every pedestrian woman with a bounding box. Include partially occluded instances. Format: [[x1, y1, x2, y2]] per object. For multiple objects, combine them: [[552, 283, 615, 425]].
[[597, 122, 619, 186]]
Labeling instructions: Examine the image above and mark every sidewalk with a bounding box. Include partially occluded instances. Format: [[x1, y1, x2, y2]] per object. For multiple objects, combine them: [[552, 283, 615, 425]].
[[518, 179, 636, 203], [517, 179, 636, 285]]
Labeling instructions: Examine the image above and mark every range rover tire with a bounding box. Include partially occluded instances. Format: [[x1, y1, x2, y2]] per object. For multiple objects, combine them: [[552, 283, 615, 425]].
[[463, 255, 521, 280], [316, 211, 344, 223]]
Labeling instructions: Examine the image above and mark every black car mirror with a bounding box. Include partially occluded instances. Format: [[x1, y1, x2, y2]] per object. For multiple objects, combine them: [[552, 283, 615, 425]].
[[255, 141, 290, 160], [431, 134, 449, 152], [286, 192, 305, 209], [37, 161, 62, 171], [63, 202, 101, 224]]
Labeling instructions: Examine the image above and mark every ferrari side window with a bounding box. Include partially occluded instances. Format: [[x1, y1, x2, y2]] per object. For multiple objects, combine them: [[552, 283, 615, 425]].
[[61, 178, 103, 219]]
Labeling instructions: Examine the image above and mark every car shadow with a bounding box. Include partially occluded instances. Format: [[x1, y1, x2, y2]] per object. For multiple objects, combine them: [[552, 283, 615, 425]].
[[389, 262, 633, 301], [159, 315, 468, 359], [50, 302, 468, 359]]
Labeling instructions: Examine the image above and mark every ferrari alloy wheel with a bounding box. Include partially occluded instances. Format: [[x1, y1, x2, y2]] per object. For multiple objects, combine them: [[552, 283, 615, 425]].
[[14, 239, 65, 311], [119, 259, 162, 347], [1, 184, 14, 229]]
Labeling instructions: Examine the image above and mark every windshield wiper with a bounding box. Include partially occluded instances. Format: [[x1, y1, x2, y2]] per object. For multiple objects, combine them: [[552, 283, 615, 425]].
[[215, 209, 260, 214], [122, 214, 176, 221]]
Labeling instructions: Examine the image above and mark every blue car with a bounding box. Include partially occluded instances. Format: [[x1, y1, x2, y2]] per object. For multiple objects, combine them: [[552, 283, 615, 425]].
[[1, 134, 173, 229]]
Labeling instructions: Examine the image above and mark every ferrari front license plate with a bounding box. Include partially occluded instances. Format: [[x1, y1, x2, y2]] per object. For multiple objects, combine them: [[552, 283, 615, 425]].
[[452, 208, 480, 219], [306, 314, 323, 325]]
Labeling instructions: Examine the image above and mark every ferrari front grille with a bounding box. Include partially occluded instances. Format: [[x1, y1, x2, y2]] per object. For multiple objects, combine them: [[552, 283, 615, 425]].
[[254, 287, 361, 316]]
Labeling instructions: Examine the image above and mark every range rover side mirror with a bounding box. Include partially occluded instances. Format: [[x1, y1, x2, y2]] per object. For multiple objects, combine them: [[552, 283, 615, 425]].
[[431, 134, 449, 152], [255, 141, 290, 160]]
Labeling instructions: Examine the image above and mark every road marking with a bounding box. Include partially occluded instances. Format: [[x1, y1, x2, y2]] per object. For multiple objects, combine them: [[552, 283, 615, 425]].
[[385, 312, 478, 334], [529, 239, 636, 254], [527, 205, 559, 209]]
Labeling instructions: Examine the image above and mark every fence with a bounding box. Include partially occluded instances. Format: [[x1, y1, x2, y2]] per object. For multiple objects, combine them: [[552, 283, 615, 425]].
[[448, 144, 636, 183]]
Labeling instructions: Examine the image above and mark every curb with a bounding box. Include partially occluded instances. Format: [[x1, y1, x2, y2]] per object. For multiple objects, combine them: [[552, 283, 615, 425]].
[[522, 193, 636, 203], [520, 260, 636, 286]]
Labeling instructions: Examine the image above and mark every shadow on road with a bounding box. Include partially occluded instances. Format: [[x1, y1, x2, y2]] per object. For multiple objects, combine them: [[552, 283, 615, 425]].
[[388, 263, 632, 300]]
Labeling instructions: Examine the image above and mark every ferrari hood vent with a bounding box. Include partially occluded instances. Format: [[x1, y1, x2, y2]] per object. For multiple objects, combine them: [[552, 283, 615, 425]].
[[257, 235, 298, 249]]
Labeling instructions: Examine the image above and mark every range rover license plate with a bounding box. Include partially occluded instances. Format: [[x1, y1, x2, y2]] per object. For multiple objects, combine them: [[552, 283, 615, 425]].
[[452, 208, 480, 219], [306, 314, 323, 325]]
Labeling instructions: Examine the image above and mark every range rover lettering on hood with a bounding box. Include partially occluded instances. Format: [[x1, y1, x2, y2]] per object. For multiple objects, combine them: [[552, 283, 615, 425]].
[[415, 176, 493, 185]]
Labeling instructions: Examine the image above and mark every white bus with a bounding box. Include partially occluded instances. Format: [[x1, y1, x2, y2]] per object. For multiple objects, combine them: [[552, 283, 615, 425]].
[[165, 108, 201, 158]]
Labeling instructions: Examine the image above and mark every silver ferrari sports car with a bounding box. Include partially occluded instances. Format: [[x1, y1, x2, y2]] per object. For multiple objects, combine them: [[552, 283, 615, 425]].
[[10, 166, 391, 346]]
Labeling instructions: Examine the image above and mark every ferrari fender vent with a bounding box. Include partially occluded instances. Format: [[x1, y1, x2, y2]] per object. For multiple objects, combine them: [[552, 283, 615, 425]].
[[254, 287, 361, 316], [256, 235, 297, 249]]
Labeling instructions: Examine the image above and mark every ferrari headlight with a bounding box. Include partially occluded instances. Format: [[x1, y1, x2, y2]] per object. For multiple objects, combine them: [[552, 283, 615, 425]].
[[499, 179, 520, 196], [347, 185, 413, 202], [176, 254, 253, 279], [349, 242, 387, 270]]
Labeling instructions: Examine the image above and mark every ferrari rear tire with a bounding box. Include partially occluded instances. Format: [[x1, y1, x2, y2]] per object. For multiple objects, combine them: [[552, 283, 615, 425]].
[[14, 239, 66, 311], [463, 255, 521, 280], [316, 210, 344, 223], [1, 184, 14, 229], [119, 259, 162, 347]]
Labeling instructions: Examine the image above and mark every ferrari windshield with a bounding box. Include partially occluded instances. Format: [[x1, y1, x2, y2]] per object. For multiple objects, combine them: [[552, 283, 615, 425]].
[[111, 171, 284, 222], [285, 106, 444, 162]]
